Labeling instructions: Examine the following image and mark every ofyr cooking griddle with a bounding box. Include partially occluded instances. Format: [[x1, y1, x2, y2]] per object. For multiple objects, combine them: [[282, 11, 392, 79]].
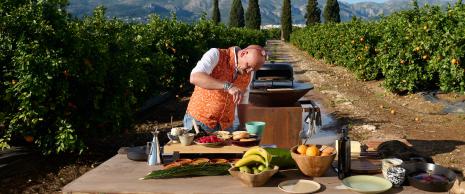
[[249, 63, 314, 107]]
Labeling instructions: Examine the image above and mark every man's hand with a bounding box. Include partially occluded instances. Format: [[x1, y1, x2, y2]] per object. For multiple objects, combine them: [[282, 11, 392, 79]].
[[227, 86, 243, 104]]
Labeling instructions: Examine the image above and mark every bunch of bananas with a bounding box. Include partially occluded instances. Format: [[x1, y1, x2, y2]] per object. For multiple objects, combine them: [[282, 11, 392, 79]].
[[234, 146, 273, 174]]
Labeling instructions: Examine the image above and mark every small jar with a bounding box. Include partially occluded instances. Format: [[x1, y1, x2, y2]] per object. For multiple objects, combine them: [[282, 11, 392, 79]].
[[386, 166, 406, 187], [179, 133, 195, 146]]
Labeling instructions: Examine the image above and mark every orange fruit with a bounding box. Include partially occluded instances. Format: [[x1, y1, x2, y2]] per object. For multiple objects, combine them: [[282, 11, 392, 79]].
[[297, 144, 307, 155], [306, 145, 320, 156], [321, 152, 331, 156], [24, 135, 34, 143], [322, 147, 335, 154]]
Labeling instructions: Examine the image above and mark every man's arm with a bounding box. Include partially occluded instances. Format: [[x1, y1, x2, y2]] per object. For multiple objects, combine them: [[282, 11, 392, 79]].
[[190, 72, 243, 104], [189, 72, 225, 90], [189, 48, 224, 89]]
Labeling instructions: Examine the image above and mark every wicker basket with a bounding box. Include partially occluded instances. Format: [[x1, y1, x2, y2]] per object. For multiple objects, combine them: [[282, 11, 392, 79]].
[[290, 145, 336, 177]]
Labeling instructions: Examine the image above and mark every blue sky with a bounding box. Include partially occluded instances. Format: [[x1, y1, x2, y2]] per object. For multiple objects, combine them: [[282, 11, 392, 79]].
[[342, 0, 387, 3]]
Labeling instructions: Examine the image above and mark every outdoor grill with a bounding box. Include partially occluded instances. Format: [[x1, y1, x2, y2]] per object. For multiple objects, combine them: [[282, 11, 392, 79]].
[[249, 63, 314, 107], [239, 63, 320, 148]]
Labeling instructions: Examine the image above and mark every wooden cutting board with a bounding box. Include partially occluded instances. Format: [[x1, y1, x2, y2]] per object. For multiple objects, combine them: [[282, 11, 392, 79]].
[[163, 143, 249, 154], [350, 158, 382, 174]]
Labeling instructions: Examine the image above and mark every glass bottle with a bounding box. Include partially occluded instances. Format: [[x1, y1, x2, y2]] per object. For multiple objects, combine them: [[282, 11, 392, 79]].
[[337, 127, 351, 179]]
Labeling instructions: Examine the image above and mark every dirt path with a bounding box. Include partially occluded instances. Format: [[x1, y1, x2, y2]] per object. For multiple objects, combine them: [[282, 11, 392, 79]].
[[266, 40, 465, 173]]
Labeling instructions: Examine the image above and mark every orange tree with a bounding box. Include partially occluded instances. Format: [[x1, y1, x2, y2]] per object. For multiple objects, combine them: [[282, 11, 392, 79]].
[[291, 1, 465, 93], [0, 1, 268, 154]]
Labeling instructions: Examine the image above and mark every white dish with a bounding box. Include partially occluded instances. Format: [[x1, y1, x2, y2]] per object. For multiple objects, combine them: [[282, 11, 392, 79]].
[[232, 131, 248, 135], [278, 179, 321, 194], [194, 141, 223, 147], [342, 175, 392, 194]]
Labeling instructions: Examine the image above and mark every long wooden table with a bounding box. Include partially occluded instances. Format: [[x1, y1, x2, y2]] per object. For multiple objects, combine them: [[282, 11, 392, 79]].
[[61, 154, 446, 194]]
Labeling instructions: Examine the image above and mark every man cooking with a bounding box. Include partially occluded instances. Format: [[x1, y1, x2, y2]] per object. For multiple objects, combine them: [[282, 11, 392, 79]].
[[183, 45, 266, 133]]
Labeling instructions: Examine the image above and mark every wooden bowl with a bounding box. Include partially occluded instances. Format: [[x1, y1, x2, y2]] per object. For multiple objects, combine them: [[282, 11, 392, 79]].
[[229, 166, 279, 187], [290, 145, 336, 177]]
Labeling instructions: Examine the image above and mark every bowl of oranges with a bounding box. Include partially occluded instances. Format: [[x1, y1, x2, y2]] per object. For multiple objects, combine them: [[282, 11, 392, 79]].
[[290, 144, 336, 177]]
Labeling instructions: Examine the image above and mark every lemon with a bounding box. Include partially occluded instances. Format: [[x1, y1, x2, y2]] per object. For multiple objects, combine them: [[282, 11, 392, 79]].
[[297, 144, 307, 155], [306, 145, 320, 156]]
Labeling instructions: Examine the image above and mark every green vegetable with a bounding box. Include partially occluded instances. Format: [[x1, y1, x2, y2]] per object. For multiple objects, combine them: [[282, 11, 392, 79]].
[[264, 148, 297, 169], [258, 164, 266, 172], [239, 166, 252, 173], [143, 163, 230, 179], [252, 167, 260, 174]]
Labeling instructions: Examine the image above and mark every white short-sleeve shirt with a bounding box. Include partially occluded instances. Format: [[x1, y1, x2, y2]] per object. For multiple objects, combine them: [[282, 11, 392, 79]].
[[191, 48, 220, 75]]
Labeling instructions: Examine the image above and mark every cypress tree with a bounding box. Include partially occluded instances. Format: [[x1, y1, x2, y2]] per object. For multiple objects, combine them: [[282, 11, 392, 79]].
[[212, 0, 221, 25], [229, 0, 245, 27], [305, 0, 321, 25], [412, 0, 419, 9], [323, 0, 341, 23], [245, 0, 261, 29], [281, 0, 292, 41]]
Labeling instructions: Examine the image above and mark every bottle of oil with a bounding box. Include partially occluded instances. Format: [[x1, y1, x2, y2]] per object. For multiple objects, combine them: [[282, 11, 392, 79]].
[[337, 127, 351, 179]]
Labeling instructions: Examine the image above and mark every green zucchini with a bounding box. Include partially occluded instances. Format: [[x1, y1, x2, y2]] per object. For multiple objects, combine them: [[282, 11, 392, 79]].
[[143, 163, 230, 179], [264, 148, 297, 169]]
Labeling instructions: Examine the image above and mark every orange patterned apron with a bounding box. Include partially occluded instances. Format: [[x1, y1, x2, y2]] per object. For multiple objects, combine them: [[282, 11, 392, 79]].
[[186, 47, 251, 130]]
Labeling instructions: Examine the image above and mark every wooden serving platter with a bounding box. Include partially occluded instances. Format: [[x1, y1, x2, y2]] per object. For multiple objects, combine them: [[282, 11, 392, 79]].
[[163, 143, 249, 154]]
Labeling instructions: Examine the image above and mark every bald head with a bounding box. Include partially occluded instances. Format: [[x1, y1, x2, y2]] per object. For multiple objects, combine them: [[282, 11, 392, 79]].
[[237, 45, 266, 74]]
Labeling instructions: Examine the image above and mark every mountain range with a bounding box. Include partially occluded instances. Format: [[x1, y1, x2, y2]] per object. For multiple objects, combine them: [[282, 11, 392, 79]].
[[67, 0, 458, 24]]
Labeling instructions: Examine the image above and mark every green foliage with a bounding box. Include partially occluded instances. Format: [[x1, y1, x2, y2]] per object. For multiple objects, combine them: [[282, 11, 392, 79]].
[[262, 28, 281, 40], [323, 0, 341, 23], [291, 2, 465, 93], [245, 0, 261, 30], [229, 0, 245, 28], [1, 0, 78, 153], [212, 0, 221, 25], [305, 0, 321, 25], [0, 1, 266, 154], [281, 0, 292, 41]]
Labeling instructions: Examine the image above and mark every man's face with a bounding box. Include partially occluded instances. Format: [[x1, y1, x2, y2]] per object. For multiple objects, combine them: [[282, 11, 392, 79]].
[[238, 48, 266, 74]]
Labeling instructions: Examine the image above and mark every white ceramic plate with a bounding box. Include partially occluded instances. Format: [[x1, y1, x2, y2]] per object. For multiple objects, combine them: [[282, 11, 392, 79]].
[[194, 141, 223, 147], [278, 179, 321, 194], [342, 175, 392, 194]]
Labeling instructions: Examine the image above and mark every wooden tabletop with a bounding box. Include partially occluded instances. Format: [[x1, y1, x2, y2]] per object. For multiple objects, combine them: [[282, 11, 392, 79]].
[[62, 154, 446, 194], [163, 143, 249, 154]]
